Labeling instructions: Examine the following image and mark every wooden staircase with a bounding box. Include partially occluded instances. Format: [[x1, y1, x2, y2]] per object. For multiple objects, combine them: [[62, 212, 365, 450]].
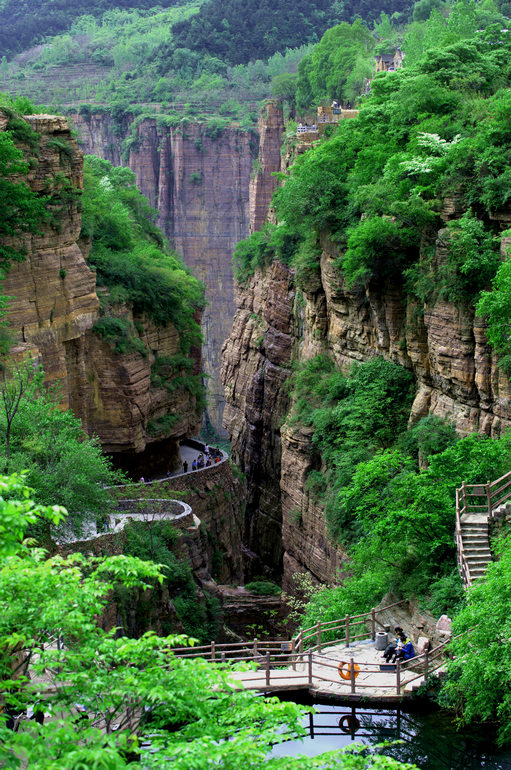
[[456, 474, 511, 588]]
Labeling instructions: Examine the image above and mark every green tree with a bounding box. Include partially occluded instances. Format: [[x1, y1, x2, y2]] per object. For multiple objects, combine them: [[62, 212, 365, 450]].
[[0, 111, 46, 271], [0, 474, 417, 769], [0, 365, 121, 532], [442, 535, 511, 745], [271, 72, 298, 118]]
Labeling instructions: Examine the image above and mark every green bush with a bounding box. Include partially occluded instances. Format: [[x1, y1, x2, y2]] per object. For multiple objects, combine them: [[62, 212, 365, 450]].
[[92, 316, 147, 357], [81, 156, 204, 354], [245, 580, 281, 596]]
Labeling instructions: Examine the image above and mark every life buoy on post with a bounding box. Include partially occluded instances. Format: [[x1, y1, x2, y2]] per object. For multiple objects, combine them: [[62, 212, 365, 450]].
[[338, 660, 360, 680], [338, 714, 361, 733]]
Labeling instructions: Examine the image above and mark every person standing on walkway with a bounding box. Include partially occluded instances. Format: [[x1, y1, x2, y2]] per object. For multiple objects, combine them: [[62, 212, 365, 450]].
[[183, 460, 188, 473]]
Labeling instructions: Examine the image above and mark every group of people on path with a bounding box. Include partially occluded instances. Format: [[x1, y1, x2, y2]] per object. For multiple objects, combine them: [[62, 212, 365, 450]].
[[382, 626, 415, 664], [182, 444, 221, 474]]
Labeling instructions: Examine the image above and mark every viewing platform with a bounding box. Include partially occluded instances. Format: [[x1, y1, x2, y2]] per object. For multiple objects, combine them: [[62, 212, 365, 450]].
[[173, 601, 451, 704]]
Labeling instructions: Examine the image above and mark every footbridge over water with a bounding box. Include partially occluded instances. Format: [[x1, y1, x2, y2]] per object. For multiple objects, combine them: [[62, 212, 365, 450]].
[[172, 600, 453, 703]]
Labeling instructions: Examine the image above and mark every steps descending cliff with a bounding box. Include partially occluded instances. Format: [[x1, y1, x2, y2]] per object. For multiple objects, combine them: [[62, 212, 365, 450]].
[[221, 109, 511, 590], [72, 110, 259, 436]]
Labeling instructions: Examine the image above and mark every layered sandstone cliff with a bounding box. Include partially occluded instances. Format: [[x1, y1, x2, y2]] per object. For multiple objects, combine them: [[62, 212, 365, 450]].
[[1, 113, 200, 463], [221, 112, 511, 590], [72, 111, 258, 435]]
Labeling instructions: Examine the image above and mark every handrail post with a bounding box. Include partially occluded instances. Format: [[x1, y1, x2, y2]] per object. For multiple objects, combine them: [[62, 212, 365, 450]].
[[317, 621, 322, 653], [299, 629, 304, 661], [486, 481, 492, 520], [253, 638, 258, 660], [291, 639, 296, 671], [265, 651, 270, 686], [424, 647, 429, 680], [371, 608, 376, 640], [308, 650, 313, 686], [350, 656, 356, 694], [396, 661, 401, 695], [461, 480, 466, 514], [345, 614, 350, 647], [211, 641, 215, 661]]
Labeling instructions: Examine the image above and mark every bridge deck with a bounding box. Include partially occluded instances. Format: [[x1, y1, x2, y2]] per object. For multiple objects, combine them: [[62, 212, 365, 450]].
[[227, 640, 431, 702]]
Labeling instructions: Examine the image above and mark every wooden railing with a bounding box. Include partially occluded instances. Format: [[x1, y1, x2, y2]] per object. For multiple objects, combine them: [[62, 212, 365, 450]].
[[456, 471, 511, 586], [171, 609, 454, 697]]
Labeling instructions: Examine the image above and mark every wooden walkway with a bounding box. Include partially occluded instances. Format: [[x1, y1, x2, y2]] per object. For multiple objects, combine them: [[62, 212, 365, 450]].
[[173, 602, 450, 703]]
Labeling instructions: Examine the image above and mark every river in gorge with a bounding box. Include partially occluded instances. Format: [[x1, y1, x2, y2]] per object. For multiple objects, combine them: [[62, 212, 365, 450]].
[[269, 698, 511, 768]]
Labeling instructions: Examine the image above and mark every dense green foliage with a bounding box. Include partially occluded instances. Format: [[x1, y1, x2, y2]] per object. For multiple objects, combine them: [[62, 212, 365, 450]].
[[290, 355, 511, 632], [441, 535, 511, 745], [288, 356, 414, 537], [0, 98, 46, 271], [301, 427, 511, 631], [120, 519, 221, 641], [0, 4, 309, 117], [0, 364, 122, 532], [0, 476, 417, 767], [0, 0, 188, 58], [82, 155, 204, 352], [235, 10, 511, 351]]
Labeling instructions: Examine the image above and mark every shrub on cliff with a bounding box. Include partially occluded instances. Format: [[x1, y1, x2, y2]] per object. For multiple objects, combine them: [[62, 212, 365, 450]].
[[82, 155, 204, 352], [0, 98, 46, 272], [265, 21, 510, 317]]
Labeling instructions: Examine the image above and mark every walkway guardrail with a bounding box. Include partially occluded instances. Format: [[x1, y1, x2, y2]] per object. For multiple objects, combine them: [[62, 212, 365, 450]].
[[171, 601, 452, 697], [456, 471, 511, 586]]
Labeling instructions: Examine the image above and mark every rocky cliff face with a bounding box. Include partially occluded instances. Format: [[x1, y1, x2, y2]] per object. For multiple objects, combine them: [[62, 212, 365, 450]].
[[221, 111, 511, 590], [1, 113, 200, 465], [72, 111, 258, 435]]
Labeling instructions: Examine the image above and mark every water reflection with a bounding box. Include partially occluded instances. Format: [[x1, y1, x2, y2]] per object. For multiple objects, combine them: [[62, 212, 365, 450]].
[[270, 703, 511, 769]]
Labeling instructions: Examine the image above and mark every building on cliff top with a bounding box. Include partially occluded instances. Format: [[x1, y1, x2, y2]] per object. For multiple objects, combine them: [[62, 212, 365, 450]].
[[374, 49, 405, 73]]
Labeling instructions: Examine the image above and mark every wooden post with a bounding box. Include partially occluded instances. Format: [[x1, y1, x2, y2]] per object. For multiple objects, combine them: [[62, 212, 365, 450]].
[[486, 481, 492, 520], [317, 621, 322, 653], [396, 661, 401, 695], [424, 647, 429, 680], [350, 656, 356, 694], [299, 629, 304, 661], [345, 614, 350, 647], [253, 638, 258, 660], [462, 480, 466, 513], [371, 608, 376, 641], [291, 639, 296, 671], [211, 641, 215, 661], [309, 711, 314, 739], [265, 651, 270, 687], [308, 650, 313, 685]]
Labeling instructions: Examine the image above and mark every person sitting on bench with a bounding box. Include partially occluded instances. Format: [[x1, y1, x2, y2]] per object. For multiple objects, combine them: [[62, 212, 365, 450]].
[[392, 632, 415, 663], [382, 626, 404, 662]]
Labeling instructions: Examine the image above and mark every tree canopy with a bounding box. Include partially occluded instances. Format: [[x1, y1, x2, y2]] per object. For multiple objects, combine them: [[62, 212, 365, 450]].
[[0, 474, 417, 768]]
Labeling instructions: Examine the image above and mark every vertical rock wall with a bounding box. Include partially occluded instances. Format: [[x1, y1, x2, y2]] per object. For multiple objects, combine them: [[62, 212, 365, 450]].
[[0, 114, 200, 463], [221, 110, 511, 590], [72, 112, 258, 435]]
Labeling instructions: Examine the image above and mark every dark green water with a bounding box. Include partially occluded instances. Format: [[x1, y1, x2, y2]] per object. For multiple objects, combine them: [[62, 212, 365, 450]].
[[270, 699, 511, 769]]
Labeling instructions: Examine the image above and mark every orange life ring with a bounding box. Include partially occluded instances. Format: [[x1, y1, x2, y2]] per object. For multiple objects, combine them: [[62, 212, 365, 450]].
[[338, 660, 360, 680], [338, 714, 361, 733]]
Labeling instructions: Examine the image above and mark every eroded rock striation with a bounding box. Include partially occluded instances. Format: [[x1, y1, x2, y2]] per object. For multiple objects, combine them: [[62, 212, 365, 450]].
[[1, 113, 200, 464], [72, 111, 258, 434], [221, 110, 511, 589]]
